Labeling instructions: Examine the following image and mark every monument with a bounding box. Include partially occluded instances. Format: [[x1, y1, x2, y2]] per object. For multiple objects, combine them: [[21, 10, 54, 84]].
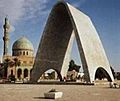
[[30, 1, 114, 83]]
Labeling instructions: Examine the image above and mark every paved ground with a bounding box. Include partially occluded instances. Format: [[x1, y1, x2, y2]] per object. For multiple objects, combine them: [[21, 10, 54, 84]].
[[0, 83, 120, 101]]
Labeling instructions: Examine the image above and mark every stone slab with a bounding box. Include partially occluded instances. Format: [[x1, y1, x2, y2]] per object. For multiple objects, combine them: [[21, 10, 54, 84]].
[[44, 91, 63, 99]]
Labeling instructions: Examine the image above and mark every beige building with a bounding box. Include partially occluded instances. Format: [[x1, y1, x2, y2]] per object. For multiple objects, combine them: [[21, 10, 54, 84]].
[[4, 37, 34, 81]]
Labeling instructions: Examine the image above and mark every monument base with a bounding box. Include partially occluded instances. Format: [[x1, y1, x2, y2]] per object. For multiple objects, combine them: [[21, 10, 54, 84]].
[[44, 91, 63, 99]]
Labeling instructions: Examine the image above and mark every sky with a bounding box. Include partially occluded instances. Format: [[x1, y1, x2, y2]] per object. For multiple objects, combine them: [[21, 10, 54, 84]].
[[0, 0, 120, 71]]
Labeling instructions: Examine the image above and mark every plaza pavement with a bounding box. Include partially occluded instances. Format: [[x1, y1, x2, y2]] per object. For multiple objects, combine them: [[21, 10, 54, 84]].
[[0, 83, 120, 101]]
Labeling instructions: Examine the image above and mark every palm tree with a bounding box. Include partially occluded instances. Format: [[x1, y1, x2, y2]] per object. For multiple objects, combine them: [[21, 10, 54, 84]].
[[13, 58, 21, 78], [0, 63, 4, 78], [68, 60, 75, 71], [68, 60, 81, 72], [3, 58, 11, 79]]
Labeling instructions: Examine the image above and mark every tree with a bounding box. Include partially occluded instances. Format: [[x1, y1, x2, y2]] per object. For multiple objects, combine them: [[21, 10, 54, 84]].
[[3, 58, 11, 78], [68, 60, 81, 81], [68, 60, 81, 72], [7, 58, 21, 82], [13, 58, 21, 78], [68, 60, 75, 71], [0, 63, 4, 78]]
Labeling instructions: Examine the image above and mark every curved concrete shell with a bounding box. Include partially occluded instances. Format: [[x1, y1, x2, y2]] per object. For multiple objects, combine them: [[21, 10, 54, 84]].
[[30, 1, 114, 83]]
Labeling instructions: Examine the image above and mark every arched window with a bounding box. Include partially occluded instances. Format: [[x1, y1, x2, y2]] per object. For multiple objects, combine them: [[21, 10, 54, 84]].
[[17, 69, 22, 78], [26, 51, 28, 55], [30, 69, 33, 78], [30, 69, 33, 74], [24, 69, 28, 78], [23, 51, 25, 55]]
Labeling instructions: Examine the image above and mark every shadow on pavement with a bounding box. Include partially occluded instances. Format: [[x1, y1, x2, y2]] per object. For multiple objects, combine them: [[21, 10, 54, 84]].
[[33, 97, 45, 99], [33, 96, 55, 100]]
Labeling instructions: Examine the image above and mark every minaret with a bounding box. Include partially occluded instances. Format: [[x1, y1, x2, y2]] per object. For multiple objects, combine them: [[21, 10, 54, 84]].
[[3, 17, 10, 56]]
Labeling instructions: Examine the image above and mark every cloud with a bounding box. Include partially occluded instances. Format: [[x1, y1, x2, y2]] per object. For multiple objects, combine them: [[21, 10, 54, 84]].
[[72, 0, 87, 8], [0, 0, 49, 24], [9, 25, 15, 32], [0, 0, 25, 24], [23, 0, 50, 21]]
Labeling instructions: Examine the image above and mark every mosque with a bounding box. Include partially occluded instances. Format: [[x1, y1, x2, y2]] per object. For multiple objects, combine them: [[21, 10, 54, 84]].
[[2, 17, 34, 81]]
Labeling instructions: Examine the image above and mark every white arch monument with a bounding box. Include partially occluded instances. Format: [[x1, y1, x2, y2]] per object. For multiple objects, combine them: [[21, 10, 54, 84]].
[[30, 1, 114, 83]]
